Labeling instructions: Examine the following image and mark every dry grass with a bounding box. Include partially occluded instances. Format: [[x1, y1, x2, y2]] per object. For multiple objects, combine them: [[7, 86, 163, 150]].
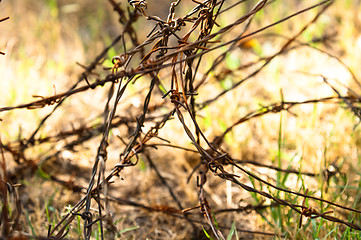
[[1, 0, 361, 239]]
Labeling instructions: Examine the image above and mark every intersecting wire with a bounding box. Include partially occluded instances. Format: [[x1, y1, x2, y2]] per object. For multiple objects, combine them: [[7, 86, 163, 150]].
[[4, 0, 361, 238], [46, 0, 361, 238]]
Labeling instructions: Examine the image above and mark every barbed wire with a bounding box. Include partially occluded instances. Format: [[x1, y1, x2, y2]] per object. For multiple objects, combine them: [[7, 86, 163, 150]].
[[4, 0, 361, 239]]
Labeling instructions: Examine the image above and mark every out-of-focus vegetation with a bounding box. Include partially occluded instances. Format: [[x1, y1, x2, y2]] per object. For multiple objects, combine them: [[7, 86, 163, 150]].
[[1, 0, 361, 239]]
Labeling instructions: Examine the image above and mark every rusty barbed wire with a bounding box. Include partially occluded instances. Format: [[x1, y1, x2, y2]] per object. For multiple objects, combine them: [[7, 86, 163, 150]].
[[4, 0, 361, 238]]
